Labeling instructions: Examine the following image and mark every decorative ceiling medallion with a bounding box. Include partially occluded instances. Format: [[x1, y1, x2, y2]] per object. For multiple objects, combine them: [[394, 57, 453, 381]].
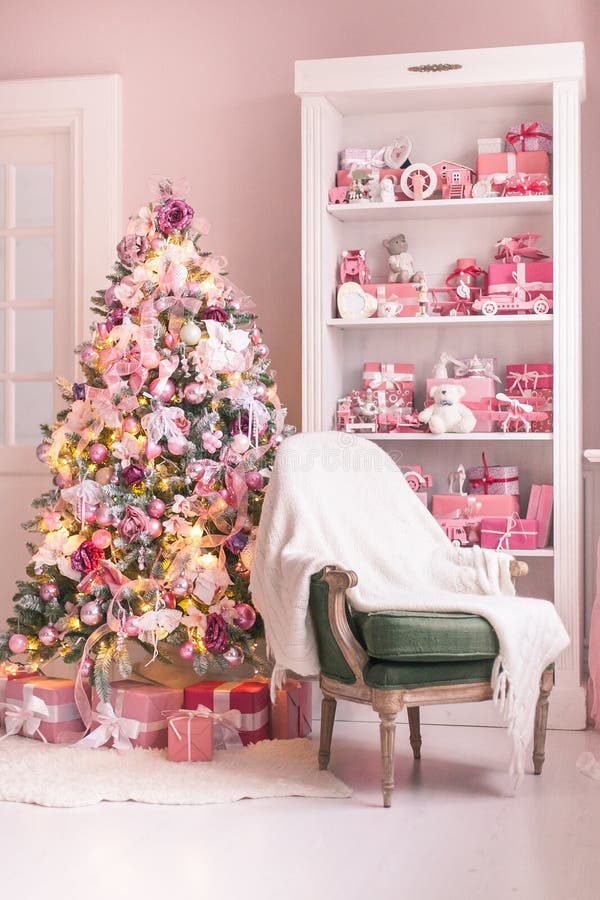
[[408, 63, 463, 73]]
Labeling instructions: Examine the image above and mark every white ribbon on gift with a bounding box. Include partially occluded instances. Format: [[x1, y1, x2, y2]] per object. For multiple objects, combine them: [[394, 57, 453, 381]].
[[213, 683, 269, 736], [0, 691, 50, 742], [76, 700, 141, 751], [506, 366, 545, 395], [488, 263, 553, 302], [484, 514, 537, 551], [167, 705, 243, 755], [365, 363, 414, 391]]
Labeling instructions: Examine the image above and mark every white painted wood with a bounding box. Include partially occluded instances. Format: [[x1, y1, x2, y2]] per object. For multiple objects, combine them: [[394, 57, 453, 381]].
[[297, 44, 586, 728]]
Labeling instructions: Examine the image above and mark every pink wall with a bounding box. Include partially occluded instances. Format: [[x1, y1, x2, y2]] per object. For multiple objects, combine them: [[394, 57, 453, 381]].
[[1, 0, 597, 439]]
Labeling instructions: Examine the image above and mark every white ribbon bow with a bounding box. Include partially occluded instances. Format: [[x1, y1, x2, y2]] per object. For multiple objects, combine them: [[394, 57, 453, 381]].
[[0, 695, 50, 742], [77, 701, 140, 751], [141, 405, 187, 444]]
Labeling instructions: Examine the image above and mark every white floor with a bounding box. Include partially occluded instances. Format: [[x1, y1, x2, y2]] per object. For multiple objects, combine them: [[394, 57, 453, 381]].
[[2, 722, 600, 900]]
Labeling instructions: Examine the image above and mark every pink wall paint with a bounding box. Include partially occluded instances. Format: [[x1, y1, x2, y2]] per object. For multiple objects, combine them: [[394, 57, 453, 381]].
[[1, 0, 597, 439]]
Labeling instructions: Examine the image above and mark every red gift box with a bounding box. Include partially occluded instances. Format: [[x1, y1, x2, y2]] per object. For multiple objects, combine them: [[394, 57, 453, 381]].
[[2, 676, 85, 743], [270, 680, 312, 740], [167, 710, 213, 762], [183, 680, 269, 746], [467, 454, 519, 496], [431, 494, 520, 519], [476, 150, 550, 180], [480, 515, 538, 551], [526, 484, 554, 548], [506, 363, 553, 395], [90, 680, 183, 750], [488, 262, 553, 304], [505, 121, 552, 153], [425, 377, 498, 433]]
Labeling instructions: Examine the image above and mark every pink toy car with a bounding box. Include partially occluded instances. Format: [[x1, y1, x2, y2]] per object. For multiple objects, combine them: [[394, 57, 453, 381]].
[[399, 465, 433, 492], [329, 186, 349, 204], [471, 292, 552, 316], [339, 249, 370, 285], [436, 517, 481, 547]]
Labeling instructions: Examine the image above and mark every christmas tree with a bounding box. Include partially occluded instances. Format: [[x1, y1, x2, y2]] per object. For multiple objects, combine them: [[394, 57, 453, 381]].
[[0, 177, 288, 697]]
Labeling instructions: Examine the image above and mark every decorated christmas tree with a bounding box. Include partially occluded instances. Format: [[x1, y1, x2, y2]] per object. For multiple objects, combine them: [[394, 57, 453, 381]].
[[0, 177, 288, 696]]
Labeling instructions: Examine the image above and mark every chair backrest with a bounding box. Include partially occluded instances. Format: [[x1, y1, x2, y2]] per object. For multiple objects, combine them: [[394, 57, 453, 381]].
[[309, 571, 360, 684]]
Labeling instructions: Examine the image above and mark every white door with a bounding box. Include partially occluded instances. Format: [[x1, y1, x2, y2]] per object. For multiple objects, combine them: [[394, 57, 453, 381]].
[[0, 75, 121, 625]]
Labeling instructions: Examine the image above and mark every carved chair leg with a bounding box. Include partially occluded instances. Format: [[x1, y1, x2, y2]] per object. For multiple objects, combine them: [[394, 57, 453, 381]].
[[533, 669, 553, 775], [378, 710, 398, 808], [407, 706, 422, 760], [319, 694, 337, 771]]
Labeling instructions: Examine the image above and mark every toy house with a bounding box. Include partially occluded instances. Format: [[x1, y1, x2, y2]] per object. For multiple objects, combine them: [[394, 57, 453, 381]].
[[432, 160, 475, 199]]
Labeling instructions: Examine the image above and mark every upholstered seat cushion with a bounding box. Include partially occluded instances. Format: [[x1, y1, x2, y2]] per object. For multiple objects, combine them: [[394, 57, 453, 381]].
[[352, 610, 499, 662], [363, 658, 494, 690]]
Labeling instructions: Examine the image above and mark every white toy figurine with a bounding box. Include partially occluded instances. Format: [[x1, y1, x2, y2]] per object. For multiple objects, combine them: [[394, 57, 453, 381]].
[[448, 463, 467, 495], [379, 177, 397, 203], [432, 353, 451, 379], [382, 233, 425, 285], [418, 384, 477, 435]]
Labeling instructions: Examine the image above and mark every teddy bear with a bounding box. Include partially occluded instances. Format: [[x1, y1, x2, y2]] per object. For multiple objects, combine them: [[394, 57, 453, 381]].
[[418, 384, 477, 435], [382, 233, 425, 284]]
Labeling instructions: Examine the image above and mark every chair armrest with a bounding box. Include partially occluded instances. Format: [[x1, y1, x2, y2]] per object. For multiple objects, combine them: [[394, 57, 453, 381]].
[[319, 565, 369, 688]]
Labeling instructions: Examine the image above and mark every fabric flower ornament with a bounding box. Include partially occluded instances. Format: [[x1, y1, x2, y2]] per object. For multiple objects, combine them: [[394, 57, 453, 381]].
[[41, 510, 62, 531], [200, 320, 251, 374], [203, 612, 228, 653], [156, 198, 194, 235], [112, 432, 143, 463], [31, 528, 86, 581], [201, 306, 228, 323], [61, 480, 107, 521], [121, 462, 146, 486], [141, 406, 190, 446], [208, 596, 237, 625], [182, 553, 231, 606], [117, 505, 148, 542], [70, 539, 104, 575], [181, 605, 208, 635], [163, 515, 193, 537], [171, 494, 204, 518], [116, 234, 149, 267], [113, 276, 144, 310], [126, 206, 156, 239]]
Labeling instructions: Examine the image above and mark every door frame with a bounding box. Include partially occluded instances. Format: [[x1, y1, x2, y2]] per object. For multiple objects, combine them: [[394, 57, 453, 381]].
[[0, 74, 121, 472]]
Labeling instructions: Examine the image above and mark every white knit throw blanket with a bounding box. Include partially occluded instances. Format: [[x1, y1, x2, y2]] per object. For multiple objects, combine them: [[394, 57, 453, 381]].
[[250, 432, 569, 777]]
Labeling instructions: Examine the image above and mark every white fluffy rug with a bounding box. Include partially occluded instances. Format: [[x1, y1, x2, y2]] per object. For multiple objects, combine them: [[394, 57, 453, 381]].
[[0, 736, 351, 807]]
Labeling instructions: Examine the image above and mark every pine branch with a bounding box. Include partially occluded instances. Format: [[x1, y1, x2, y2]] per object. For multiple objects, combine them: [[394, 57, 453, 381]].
[[92, 640, 116, 702]]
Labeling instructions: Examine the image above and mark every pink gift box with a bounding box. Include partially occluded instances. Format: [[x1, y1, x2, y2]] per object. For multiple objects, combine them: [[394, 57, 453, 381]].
[[505, 363, 553, 395], [476, 150, 550, 180], [425, 377, 497, 433], [363, 362, 414, 400], [377, 408, 420, 433], [91, 680, 183, 750], [4, 676, 85, 743], [488, 261, 553, 303], [363, 283, 419, 317], [270, 680, 312, 740], [431, 494, 520, 519], [183, 680, 269, 746], [167, 710, 213, 762], [0, 669, 39, 704], [506, 122, 553, 153], [526, 484, 554, 548], [480, 516, 538, 551], [467, 454, 519, 496]]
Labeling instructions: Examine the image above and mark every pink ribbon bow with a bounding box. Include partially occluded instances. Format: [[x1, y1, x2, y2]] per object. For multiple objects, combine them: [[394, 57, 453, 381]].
[[505, 122, 552, 151]]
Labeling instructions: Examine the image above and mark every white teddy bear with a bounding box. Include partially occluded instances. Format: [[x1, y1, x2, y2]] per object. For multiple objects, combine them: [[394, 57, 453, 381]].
[[418, 383, 477, 435]]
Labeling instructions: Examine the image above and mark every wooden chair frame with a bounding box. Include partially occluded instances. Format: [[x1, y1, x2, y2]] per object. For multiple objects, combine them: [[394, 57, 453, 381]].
[[316, 565, 554, 807]]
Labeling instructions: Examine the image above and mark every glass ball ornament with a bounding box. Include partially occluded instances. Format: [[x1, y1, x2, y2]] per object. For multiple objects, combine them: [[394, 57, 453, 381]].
[[91, 529, 112, 550], [167, 436, 188, 456], [178, 641, 196, 661], [38, 625, 59, 646], [234, 603, 257, 631], [79, 657, 94, 678], [39, 581, 60, 603], [149, 377, 176, 402], [8, 633, 29, 654], [95, 504, 113, 526], [95, 467, 114, 486], [80, 600, 103, 627], [147, 498, 166, 518], [162, 590, 177, 609], [54, 471, 72, 489], [125, 615, 140, 637], [255, 343, 269, 359], [88, 443, 108, 464], [144, 349, 161, 369], [82, 507, 97, 524], [146, 517, 163, 538], [180, 322, 202, 346], [80, 345, 99, 366], [35, 442, 50, 463], [245, 470, 264, 491], [250, 327, 262, 346], [183, 383, 205, 404], [171, 576, 189, 597], [122, 416, 140, 435], [223, 644, 244, 667], [164, 332, 176, 350], [230, 433, 251, 454]]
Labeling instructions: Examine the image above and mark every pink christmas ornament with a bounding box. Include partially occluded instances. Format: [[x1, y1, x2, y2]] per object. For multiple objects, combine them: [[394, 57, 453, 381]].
[[39, 581, 60, 603], [149, 377, 176, 402], [54, 472, 72, 489], [167, 436, 188, 456], [223, 644, 244, 667], [79, 657, 94, 677], [80, 600, 103, 627], [234, 603, 257, 631], [125, 615, 140, 637], [145, 440, 162, 460], [88, 443, 108, 464], [146, 517, 163, 538], [250, 327, 262, 346], [95, 505, 113, 526], [8, 633, 28, 654], [91, 529, 112, 550], [143, 349, 161, 369], [255, 343, 269, 359], [219, 488, 232, 504], [201, 429, 223, 453], [245, 471, 264, 491], [230, 433, 251, 454], [183, 382, 205, 404], [162, 590, 177, 609], [164, 332, 176, 350], [82, 508, 97, 524], [171, 576, 189, 597], [122, 416, 140, 435], [95, 467, 114, 486], [147, 498, 166, 518], [80, 345, 99, 365], [178, 641, 195, 661], [38, 625, 59, 646], [35, 442, 50, 463]]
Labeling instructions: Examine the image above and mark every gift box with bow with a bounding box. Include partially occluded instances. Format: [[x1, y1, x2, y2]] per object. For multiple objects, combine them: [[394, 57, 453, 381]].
[[476, 150, 550, 182], [81, 680, 183, 750], [183, 680, 270, 746], [0, 668, 38, 704], [270, 680, 312, 740], [1, 676, 86, 743], [505, 121, 553, 153], [467, 454, 519, 496], [480, 515, 538, 551], [166, 709, 214, 762], [363, 363, 414, 406], [506, 363, 553, 395], [431, 493, 520, 519], [487, 261, 553, 304]]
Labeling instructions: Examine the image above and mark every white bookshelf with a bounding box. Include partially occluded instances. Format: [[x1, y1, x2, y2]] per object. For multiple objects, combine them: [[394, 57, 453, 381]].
[[296, 43, 586, 729]]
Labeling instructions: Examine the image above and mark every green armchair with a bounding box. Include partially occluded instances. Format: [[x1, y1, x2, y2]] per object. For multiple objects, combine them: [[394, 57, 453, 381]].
[[310, 565, 554, 807]]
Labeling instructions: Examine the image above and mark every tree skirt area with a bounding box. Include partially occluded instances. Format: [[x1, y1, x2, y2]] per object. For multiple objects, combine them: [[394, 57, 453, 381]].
[[0, 736, 351, 807]]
